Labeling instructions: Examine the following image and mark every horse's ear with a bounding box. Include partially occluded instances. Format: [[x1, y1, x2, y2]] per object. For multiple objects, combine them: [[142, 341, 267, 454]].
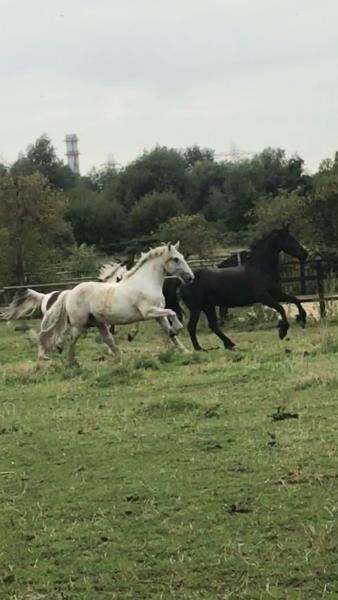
[[126, 255, 135, 270], [174, 241, 180, 250], [167, 242, 172, 251]]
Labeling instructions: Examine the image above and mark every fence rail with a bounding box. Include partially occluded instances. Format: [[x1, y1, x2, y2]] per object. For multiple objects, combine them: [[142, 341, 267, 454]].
[[1, 257, 338, 318]]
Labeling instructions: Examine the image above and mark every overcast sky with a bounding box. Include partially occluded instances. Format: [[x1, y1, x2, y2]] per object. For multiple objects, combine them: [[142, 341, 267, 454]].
[[1, 0, 338, 174]]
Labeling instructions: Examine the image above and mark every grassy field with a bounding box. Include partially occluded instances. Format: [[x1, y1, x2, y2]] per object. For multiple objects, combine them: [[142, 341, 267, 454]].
[[1, 315, 338, 599]]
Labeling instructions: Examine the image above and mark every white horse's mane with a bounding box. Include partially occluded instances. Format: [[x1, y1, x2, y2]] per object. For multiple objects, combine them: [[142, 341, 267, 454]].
[[123, 245, 169, 280], [98, 261, 122, 281]]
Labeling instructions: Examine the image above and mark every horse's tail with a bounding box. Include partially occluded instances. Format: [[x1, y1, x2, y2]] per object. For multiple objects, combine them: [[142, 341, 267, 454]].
[[1, 288, 44, 320], [39, 290, 69, 352]]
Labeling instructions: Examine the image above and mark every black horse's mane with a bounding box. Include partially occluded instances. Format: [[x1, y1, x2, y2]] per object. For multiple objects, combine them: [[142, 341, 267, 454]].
[[250, 228, 283, 253]]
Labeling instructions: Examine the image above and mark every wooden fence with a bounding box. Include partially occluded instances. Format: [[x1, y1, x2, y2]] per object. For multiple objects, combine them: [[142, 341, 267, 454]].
[[1, 257, 338, 318]]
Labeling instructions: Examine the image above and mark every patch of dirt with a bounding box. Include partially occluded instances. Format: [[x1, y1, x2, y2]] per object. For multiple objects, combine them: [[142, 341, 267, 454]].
[[271, 407, 299, 421]]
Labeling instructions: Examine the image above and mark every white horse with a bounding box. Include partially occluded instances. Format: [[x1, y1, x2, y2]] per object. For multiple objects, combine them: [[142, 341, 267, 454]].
[[0, 257, 133, 321], [98, 258, 140, 341], [38, 243, 194, 365], [98, 255, 135, 283], [1, 288, 63, 321]]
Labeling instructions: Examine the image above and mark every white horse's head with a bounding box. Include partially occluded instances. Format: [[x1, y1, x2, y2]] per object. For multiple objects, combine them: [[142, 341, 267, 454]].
[[163, 242, 194, 283]]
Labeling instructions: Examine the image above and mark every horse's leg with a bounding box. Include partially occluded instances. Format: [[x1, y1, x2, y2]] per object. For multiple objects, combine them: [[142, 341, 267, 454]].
[[176, 305, 184, 323], [67, 326, 82, 366], [96, 322, 121, 358], [204, 305, 236, 349], [219, 305, 228, 327], [167, 313, 183, 335], [128, 322, 140, 342], [38, 343, 49, 360], [259, 294, 290, 339], [139, 306, 177, 320], [187, 309, 204, 351], [273, 291, 307, 327], [156, 317, 187, 352]]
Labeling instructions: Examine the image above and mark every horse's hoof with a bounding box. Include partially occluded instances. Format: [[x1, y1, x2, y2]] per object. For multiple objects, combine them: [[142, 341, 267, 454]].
[[127, 334, 134, 342], [277, 320, 289, 340], [296, 315, 306, 328], [222, 341, 236, 351], [278, 328, 288, 340]]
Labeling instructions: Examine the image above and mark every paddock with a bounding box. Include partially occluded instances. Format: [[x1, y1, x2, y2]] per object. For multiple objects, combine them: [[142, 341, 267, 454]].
[[1, 317, 338, 598]]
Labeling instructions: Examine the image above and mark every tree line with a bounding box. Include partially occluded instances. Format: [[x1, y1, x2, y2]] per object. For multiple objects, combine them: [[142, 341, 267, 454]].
[[1, 134, 338, 285]]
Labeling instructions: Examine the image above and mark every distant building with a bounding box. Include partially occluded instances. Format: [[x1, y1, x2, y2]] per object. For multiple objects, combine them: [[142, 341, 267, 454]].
[[65, 134, 80, 174]]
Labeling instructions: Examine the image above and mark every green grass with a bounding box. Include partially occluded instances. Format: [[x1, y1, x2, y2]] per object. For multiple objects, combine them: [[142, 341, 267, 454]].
[[1, 317, 338, 599]]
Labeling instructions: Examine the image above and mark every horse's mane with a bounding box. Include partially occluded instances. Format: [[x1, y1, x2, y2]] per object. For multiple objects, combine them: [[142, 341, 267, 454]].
[[123, 246, 168, 280], [250, 228, 281, 252], [98, 261, 122, 282]]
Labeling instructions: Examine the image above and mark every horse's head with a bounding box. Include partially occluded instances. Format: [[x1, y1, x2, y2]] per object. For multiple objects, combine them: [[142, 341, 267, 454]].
[[275, 224, 308, 261], [164, 242, 194, 283]]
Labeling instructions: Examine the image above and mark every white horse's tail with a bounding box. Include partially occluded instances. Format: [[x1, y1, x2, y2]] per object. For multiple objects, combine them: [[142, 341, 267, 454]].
[[39, 291, 70, 352], [1, 288, 44, 320]]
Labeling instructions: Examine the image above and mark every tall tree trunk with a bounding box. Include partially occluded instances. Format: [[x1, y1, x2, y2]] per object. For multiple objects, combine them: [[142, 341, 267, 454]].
[[15, 241, 25, 284]]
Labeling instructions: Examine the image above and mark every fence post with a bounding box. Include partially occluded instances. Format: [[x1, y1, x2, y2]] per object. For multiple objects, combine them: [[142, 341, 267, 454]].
[[316, 258, 326, 318]]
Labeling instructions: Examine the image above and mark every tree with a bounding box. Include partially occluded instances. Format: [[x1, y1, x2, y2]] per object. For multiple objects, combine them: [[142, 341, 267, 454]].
[[117, 146, 187, 208], [0, 163, 8, 177], [306, 171, 338, 255], [249, 148, 310, 197], [185, 159, 225, 214], [0, 227, 11, 283], [83, 165, 120, 193], [157, 214, 218, 258], [61, 243, 100, 278], [249, 172, 338, 257], [182, 146, 215, 168], [248, 192, 308, 240], [0, 173, 72, 284], [217, 161, 256, 231], [129, 191, 183, 236], [66, 187, 126, 252], [13, 134, 78, 190]]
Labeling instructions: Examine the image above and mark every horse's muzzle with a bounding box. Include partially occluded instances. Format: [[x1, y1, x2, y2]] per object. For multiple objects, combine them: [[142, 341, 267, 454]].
[[182, 272, 194, 283]]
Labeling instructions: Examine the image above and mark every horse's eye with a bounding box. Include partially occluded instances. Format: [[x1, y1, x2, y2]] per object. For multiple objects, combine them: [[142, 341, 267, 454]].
[[174, 257, 179, 262]]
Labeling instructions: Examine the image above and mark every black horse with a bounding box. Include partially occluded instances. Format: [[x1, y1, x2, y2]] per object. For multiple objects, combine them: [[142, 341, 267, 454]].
[[163, 277, 184, 323], [179, 225, 308, 350], [216, 250, 252, 325]]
